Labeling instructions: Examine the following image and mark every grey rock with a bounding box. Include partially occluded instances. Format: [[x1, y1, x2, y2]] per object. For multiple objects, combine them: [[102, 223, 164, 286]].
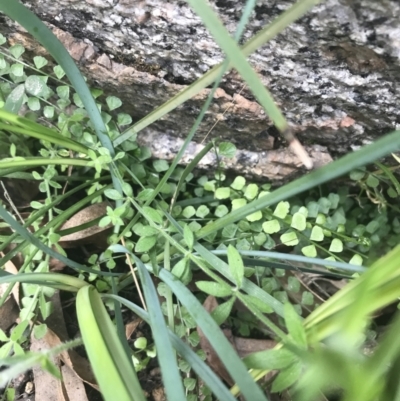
[[1, 0, 399, 180]]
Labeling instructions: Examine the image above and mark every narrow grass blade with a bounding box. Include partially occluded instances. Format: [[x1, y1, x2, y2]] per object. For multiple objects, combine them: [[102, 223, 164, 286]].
[[159, 268, 269, 401], [104, 294, 238, 401], [133, 255, 187, 401], [76, 286, 146, 401], [0, 272, 87, 291], [0, 157, 90, 169], [0, 109, 89, 154], [196, 130, 400, 239], [211, 250, 366, 273]]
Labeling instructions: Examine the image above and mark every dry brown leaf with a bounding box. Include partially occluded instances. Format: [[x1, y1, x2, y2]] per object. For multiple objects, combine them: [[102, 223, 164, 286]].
[[58, 201, 111, 248], [61, 365, 89, 401], [44, 292, 99, 389], [0, 296, 19, 332], [31, 334, 64, 401], [125, 318, 142, 339], [0, 251, 20, 331], [0, 178, 40, 207]]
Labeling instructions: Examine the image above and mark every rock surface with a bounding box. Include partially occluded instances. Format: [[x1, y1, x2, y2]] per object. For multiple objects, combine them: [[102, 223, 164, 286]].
[[1, 0, 399, 181]]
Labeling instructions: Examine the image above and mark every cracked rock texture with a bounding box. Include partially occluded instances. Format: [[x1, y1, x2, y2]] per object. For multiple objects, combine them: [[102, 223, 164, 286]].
[[1, 0, 400, 181]]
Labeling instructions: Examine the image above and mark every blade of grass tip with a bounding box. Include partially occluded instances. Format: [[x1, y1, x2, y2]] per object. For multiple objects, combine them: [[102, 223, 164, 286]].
[[0, 122, 89, 154], [0, 202, 121, 277], [196, 130, 400, 240], [186, 0, 315, 168], [211, 250, 366, 273], [109, 277, 134, 370], [0, 109, 89, 151], [159, 268, 269, 401], [104, 293, 238, 401], [134, 0, 257, 210], [114, 0, 323, 147], [132, 255, 187, 401], [0, 0, 123, 198], [375, 161, 400, 195], [0, 272, 87, 291], [0, 158, 91, 170], [163, 211, 285, 317], [76, 286, 146, 401]]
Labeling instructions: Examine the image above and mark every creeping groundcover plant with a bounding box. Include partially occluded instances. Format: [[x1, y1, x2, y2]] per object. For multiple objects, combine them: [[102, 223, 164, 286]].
[[1, 0, 400, 400]]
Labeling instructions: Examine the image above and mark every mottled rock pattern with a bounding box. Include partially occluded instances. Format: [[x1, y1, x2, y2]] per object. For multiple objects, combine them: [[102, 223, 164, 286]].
[[1, 0, 399, 180]]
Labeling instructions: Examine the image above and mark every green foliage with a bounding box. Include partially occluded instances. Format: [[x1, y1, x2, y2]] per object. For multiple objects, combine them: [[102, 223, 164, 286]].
[[1, 1, 400, 401]]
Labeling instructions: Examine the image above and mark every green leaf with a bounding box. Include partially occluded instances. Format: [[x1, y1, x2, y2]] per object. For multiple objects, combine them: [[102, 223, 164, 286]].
[[291, 212, 306, 231], [53, 65, 65, 79], [231, 176, 246, 190], [33, 55, 48, 69], [171, 257, 192, 285], [56, 85, 70, 100], [4, 84, 25, 113], [280, 231, 298, 246], [135, 235, 157, 253], [246, 210, 262, 222], [211, 297, 235, 325], [222, 224, 238, 238], [153, 159, 170, 172], [117, 113, 132, 126], [262, 219, 280, 234], [231, 198, 247, 210], [310, 226, 324, 241], [301, 245, 317, 257], [76, 286, 146, 401], [142, 206, 163, 224], [196, 205, 210, 218], [43, 106, 54, 119], [318, 197, 331, 213], [273, 201, 290, 219], [349, 254, 363, 266], [25, 75, 47, 96], [0, 34, 6, 45], [27, 97, 40, 111], [215, 187, 230, 199], [329, 238, 343, 253], [301, 291, 314, 306], [242, 294, 273, 313], [284, 303, 307, 348], [366, 174, 379, 188], [366, 220, 380, 234], [195, 281, 232, 297], [227, 245, 244, 288], [350, 168, 365, 181], [182, 206, 196, 218], [134, 224, 159, 237], [9, 44, 25, 59], [271, 361, 302, 393], [218, 142, 236, 158], [214, 205, 229, 217], [137, 188, 155, 201], [243, 348, 298, 370], [106, 95, 122, 110], [306, 201, 319, 218], [183, 224, 194, 249], [33, 323, 47, 339], [244, 183, 259, 200], [104, 188, 123, 200]]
